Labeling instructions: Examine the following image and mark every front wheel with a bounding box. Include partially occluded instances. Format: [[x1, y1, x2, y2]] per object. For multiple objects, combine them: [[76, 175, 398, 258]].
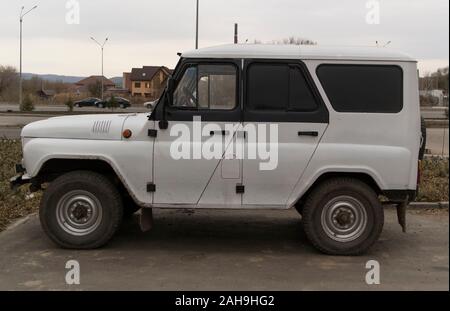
[[39, 171, 123, 249], [302, 177, 384, 255]]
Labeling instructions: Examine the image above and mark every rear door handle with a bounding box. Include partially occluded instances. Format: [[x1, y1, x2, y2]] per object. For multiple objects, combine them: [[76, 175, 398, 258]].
[[298, 131, 319, 137]]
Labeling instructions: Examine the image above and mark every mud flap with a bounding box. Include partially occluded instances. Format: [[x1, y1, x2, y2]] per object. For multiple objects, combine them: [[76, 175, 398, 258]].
[[139, 208, 153, 232], [396, 196, 408, 233]]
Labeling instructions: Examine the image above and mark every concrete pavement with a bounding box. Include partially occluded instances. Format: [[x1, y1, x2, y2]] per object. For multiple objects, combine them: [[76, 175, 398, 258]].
[[0, 208, 448, 290]]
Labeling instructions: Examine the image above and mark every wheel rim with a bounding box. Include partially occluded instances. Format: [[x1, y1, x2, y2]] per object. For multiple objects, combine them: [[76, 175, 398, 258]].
[[320, 195, 368, 243], [56, 190, 103, 236]]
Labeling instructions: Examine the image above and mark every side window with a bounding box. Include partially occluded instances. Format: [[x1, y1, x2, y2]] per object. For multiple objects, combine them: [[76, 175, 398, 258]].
[[247, 63, 318, 111], [173, 66, 197, 108], [172, 64, 237, 110], [317, 64, 403, 113]]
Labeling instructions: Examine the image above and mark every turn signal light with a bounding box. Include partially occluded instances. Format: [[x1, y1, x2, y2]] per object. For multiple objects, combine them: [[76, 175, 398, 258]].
[[122, 129, 132, 139]]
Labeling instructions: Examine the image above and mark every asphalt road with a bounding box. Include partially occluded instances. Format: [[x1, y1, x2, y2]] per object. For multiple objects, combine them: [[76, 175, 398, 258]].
[[0, 208, 448, 290], [0, 103, 148, 114]]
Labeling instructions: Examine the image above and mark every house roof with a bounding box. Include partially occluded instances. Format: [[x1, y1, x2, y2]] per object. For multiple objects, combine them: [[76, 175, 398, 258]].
[[130, 66, 171, 81], [75, 76, 116, 86], [37, 89, 56, 96], [182, 44, 416, 62]]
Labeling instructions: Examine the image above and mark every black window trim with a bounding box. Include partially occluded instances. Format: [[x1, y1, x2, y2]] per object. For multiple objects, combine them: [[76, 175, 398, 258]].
[[316, 63, 404, 114], [170, 59, 240, 112], [243, 59, 329, 124]]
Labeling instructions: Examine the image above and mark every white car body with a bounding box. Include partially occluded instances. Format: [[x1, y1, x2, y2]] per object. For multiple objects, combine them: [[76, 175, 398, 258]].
[[14, 44, 421, 252]]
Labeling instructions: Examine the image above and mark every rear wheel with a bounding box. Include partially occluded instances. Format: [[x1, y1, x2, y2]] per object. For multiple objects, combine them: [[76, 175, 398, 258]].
[[39, 171, 123, 249], [302, 178, 384, 255]]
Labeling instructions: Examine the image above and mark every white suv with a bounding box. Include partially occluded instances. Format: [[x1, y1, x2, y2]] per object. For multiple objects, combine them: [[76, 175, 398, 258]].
[[11, 44, 421, 255]]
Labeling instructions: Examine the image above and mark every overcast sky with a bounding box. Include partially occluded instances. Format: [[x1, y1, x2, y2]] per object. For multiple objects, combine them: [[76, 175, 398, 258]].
[[0, 0, 448, 77]]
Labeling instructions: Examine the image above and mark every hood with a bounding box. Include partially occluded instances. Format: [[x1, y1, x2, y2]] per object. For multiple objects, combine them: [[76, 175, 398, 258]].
[[21, 113, 134, 140]]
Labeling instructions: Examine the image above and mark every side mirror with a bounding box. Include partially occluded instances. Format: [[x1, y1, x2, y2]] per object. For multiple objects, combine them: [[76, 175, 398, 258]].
[[167, 76, 175, 93], [166, 76, 175, 106]]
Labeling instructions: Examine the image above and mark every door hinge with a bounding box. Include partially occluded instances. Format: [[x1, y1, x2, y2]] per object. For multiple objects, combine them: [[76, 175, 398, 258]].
[[147, 183, 156, 192], [236, 184, 245, 194], [148, 129, 158, 138]]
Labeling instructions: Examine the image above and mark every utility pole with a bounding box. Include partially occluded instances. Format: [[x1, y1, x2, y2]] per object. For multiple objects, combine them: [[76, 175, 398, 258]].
[[90, 37, 109, 100], [19, 5, 38, 108], [195, 0, 199, 49], [234, 23, 238, 44]]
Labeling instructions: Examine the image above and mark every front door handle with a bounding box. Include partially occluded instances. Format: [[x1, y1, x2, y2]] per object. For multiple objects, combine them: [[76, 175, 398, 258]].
[[210, 130, 229, 136], [298, 131, 319, 137]]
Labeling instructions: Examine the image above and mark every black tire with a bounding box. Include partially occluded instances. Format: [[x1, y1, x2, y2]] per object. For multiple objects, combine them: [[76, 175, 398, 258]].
[[419, 116, 427, 160], [302, 177, 384, 255], [39, 171, 123, 249]]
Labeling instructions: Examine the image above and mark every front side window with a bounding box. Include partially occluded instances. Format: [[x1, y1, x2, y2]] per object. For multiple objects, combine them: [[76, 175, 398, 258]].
[[172, 64, 237, 110]]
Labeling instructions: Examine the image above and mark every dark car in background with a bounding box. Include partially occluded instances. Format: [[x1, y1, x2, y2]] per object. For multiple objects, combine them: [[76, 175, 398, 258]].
[[96, 97, 131, 109], [73, 97, 101, 107]]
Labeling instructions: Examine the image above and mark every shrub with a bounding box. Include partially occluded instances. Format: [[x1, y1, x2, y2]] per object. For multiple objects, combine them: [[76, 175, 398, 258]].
[[65, 97, 74, 112], [20, 94, 34, 112], [107, 94, 118, 111]]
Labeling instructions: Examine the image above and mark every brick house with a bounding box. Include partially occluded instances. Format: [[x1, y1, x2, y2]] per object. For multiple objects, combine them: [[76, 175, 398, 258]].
[[124, 66, 172, 99]]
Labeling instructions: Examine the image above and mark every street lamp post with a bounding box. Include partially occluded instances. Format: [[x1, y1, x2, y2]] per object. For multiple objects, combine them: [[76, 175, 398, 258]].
[[195, 0, 199, 49], [19, 5, 38, 108], [90, 37, 109, 100]]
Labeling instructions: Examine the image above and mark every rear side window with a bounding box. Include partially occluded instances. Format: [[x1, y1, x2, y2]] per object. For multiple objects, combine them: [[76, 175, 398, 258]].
[[317, 65, 403, 113], [247, 63, 318, 111]]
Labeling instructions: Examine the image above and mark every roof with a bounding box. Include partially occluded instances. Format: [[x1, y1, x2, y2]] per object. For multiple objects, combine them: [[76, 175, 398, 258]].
[[182, 44, 416, 62], [75, 76, 115, 86], [37, 89, 55, 96], [130, 66, 171, 81]]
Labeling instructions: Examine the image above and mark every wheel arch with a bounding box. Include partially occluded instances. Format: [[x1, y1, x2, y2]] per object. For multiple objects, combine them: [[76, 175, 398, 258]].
[[292, 171, 383, 212], [35, 157, 144, 207]]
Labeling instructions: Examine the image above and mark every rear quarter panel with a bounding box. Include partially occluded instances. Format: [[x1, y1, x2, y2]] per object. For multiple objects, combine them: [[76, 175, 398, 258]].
[[287, 60, 420, 207]]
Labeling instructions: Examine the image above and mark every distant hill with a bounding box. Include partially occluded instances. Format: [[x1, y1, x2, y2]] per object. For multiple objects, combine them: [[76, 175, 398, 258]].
[[110, 77, 123, 87], [22, 73, 85, 84], [22, 73, 123, 86]]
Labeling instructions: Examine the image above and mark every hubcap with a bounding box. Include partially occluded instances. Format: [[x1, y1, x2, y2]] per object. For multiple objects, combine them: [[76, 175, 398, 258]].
[[321, 195, 368, 242], [56, 190, 103, 236]]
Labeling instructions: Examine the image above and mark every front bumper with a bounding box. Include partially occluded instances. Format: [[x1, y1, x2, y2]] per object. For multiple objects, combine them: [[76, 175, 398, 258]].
[[10, 174, 31, 189]]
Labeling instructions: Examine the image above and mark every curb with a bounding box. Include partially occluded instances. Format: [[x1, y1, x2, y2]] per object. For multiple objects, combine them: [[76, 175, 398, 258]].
[[408, 202, 449, 209], [1, 213, 37, 233]]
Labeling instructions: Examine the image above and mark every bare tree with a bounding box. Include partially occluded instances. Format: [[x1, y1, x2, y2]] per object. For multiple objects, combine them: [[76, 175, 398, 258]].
[[253, 36, 317, 46], [0, 65, 19, 102]]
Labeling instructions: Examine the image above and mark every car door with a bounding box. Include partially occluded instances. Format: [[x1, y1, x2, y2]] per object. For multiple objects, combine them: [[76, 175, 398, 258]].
[[242, 60, 329, 206], [152, 60, 243, 205]]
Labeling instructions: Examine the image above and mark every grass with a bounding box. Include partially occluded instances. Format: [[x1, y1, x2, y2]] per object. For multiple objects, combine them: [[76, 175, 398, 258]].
[[417, 157, 449, 202], [0, 139, 448, 232], [0, 140, 41, 231]]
